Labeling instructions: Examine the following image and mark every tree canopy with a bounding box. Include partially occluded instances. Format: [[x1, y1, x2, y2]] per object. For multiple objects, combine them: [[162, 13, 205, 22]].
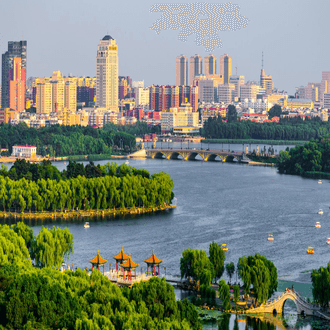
[[268, 104, 282, 119], [311, 261, 330, 308], [209, 241, 226, 283]]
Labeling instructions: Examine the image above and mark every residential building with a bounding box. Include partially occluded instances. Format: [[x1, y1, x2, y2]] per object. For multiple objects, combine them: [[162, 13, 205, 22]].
[[96, 35, 118, 111], [189, 55, 202, 86], [219, 54, 232, 84], [135, 87, 150, 109], [36, 78, 53, 113], [229, 75, 244, 100], [1, 40, 27, 109], [176, 55, 188, 86], [218, 83, 235, 104], [0, 108, 19, 123], [323, 93, 330, 109], [64, 79, 77, 112]]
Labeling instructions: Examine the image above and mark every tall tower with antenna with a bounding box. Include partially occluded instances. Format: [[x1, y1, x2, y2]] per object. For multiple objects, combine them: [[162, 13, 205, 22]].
[[260, 51, 273, 95]]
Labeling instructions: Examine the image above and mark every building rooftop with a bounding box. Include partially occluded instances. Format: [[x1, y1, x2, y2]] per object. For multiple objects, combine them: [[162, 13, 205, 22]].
[[102, 35, 114, 40]]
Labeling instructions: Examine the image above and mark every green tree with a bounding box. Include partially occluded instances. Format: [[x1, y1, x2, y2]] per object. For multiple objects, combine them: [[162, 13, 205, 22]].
[[227, 105, 237, 123], [33, 226, 73, 268], [219, 279, 231, 310], [268, 104, 282, 119], [226, 262, 235, 284], [209, 241, 226, 283], [311, 261, 330, 309], [233, 285, 240, 309]]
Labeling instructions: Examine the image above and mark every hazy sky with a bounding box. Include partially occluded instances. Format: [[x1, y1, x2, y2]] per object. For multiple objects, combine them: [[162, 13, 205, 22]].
[[1, 0, 329, 94]]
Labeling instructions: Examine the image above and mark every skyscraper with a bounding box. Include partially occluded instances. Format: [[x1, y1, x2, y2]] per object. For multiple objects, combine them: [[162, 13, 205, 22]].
[[219, 54, 232, 84], [9, 57, 25, 112], [189, 55, 202, 86], [96, 35, 118, 111], [204, 55, 216, 76], [176, 55, 188, 86], [1, 40, 27, 109], [260, 69, 273, 95]]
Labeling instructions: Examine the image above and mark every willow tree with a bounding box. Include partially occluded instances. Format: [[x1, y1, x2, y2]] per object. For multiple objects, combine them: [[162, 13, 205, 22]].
[[311, 262, 330, 308], [209, 241, 225, 283], [33, 226, 73, 268]]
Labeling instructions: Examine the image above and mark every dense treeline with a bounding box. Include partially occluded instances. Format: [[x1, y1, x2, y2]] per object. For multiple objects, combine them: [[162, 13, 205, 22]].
[[277, 138, 330, 176], [202, 116, 330, 141], [1, 159, 151, 182], [311, 261, 330, 309], [0, 223, 201, 329], [0, 167, 174, 213], [0, 123, 136, 156], [104, 121, 161, 136]]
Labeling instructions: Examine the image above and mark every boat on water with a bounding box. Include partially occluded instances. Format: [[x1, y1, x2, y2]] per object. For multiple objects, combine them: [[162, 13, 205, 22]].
[[307, 247, 314, 254], [221, 244, 228, 251], [267, 234, 274, 241], [318, 209, 324, 215], [318, 180, 322, 184], [327, 238, 330, 245], [84, 222, 90, 228], [315, 222, 321, 228]]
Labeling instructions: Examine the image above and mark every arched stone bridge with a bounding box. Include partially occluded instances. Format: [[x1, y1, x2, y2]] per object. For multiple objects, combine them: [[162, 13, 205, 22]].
[[145, 148, 249, 163], [246, 289, 329, 318]]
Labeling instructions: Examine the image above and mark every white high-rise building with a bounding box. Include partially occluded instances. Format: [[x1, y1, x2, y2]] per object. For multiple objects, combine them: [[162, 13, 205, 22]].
[[96, 35, 119, 111]]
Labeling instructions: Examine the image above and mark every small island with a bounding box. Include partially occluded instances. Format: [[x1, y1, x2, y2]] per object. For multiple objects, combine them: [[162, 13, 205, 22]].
[[0, 159, 175, 219]]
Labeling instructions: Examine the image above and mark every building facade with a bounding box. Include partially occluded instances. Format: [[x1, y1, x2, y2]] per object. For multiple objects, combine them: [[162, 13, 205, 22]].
[[96, 35, 119, 111], [204, 54, 216, 76], [219, 54, 232, 84], [189, 55, 202, 86], [176, 55, 188, 86], [9, 57, 25, 112], [1, 40, 27, 109]]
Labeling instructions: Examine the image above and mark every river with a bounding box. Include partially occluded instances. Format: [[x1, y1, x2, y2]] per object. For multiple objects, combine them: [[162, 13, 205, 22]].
[[3, 145, 330, 329]]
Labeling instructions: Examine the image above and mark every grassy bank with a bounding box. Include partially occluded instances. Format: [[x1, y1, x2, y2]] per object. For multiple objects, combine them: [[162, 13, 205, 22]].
[[0, 204, 176, 221], [203, 139, 306, 145]]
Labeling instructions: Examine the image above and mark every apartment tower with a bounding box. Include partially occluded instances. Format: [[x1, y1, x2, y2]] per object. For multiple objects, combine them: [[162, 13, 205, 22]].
[[9, 57, 25, 112], [189, 55, 202, 86], [219, 54, 232, 84], [204, 54, 216, 76], [176, 55, 188, 86], [1, 40, 27, 109], [96, 35, 118, 111]]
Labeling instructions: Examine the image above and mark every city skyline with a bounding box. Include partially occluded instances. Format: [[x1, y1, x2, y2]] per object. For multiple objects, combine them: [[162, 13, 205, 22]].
[[0, 0, 329, 94]]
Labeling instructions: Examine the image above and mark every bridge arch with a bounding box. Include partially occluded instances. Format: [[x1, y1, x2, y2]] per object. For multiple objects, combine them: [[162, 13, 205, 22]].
[[169, 152, 183, 160], [154, 151, 166, 159], [207, 153, 225, 162]]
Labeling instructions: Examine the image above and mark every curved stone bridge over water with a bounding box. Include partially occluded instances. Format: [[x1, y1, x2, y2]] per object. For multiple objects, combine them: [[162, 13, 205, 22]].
[[246, 289, 329, 319], [145, 148, 248, 162]]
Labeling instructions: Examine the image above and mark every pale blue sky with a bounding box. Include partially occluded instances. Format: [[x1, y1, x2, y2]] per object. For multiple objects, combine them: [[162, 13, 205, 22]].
[[0, 0, 329, 94]]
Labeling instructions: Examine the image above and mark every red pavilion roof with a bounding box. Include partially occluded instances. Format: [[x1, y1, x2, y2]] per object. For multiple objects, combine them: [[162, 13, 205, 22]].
[[89, 250, 107, 265], [144, 250, 162, 265], [113, 246, 129, 260], [121, 254, 139, 269]]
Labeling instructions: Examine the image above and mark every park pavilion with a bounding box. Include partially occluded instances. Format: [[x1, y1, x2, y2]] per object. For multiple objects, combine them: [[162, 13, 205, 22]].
[[144, 250, 162, 276], [89, 250, 107, 275], [113, 246, 129, 271], [121, 254, 139, 280]]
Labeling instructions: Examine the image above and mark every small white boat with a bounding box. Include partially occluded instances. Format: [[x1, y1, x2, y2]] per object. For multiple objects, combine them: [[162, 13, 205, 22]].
[[84, 222, 90, 228], [318, 209, 324, 215], [315, 222, 321, 228], [318, 180, 322, 184], [327, 238, 330, 245], [267, 234, 274, 241], [125, 160, 129, 165]]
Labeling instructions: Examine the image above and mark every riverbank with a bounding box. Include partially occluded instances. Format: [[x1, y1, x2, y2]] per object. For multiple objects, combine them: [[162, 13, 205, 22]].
[[0, 204, 176, 220], [203, 138, 306, 145]]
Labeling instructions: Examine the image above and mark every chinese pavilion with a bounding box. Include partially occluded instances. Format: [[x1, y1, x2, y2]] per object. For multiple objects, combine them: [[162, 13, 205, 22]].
[[121, 253, 139, 280], [144, 250, 162, 276], [89, 250, 107, 275], [113, 246, 129, 271]]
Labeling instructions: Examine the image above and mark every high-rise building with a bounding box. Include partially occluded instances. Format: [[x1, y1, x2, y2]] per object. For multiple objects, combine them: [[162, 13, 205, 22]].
[[260, 69, 273, 95], [36, 78, 52, 113], [96, 35, 118, 111], [219, 54, 232, 84], [1, 40, 27, 109], [9, 57, 25, 112], [51, 71, 65, 112], [218, 84, 235, 104], [65, 79, 77, 112], [204, 55, 216, 76], [189, 55, 202, 86], [176, 55, 188, 86]]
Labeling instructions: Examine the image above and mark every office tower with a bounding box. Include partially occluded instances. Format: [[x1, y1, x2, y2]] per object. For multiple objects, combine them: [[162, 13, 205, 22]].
[[218, 84, 235, 104], [189, 55, 202, 86], [204, 54, 216, 76], [219, 54, 232, 84], [176, 55, 188, 86], [260, 69, 273, 95], [1, 40, 27, 109], [9, 57, 25, 111], [229, 75, 245, 100], [51, 71, 65, 112], [96, 35, 118, 111]]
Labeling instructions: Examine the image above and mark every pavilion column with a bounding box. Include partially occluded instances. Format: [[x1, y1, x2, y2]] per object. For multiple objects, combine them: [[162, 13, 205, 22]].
[[158, 265, 160, 275], [147, 265, 149, 276], [103, 264, 104, 276], [116, 262, 118, 271], [135, 268, 136, 278], [92, 265, 93, 270]]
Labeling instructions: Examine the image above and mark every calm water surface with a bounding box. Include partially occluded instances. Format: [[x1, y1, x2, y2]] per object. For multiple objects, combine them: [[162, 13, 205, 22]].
[[4, 151, 330, 329]]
